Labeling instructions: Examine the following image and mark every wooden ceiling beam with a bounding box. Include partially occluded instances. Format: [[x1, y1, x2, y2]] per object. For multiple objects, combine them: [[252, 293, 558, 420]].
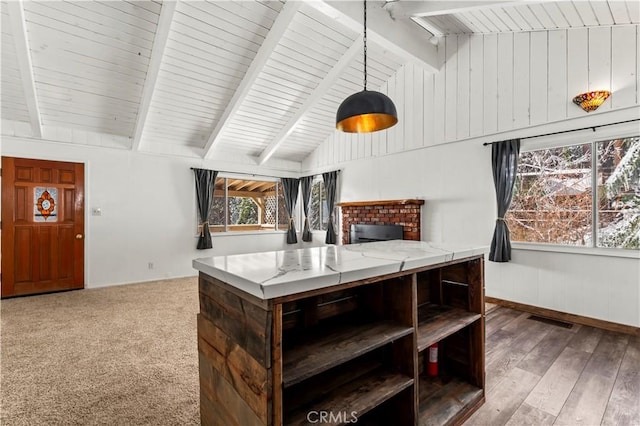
[[227, 179, 243, 190], [131, 1, 177, 151], [7, 0, 42, 138], [246, 181, 275, 193], [257, 35, 363, 165], [202, 1, 302, 159], [235, 180, 254, 191], [227, 190, 275, 198]]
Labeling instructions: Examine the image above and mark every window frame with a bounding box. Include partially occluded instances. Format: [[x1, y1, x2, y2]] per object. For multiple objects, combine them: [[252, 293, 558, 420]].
[[509, 130, 639, 257], [196, 174, 302, 236]]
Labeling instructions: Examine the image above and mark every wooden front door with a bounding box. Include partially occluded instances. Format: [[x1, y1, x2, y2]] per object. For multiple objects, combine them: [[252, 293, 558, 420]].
[[1, 157, 85, 298]]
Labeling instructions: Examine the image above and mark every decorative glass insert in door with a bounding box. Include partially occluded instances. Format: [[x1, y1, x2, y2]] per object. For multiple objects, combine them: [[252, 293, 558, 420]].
[[34, 187, 58, 222]]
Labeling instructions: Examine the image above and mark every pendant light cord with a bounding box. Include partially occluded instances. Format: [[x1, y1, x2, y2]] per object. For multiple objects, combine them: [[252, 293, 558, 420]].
[[363, 0, 367, 91]]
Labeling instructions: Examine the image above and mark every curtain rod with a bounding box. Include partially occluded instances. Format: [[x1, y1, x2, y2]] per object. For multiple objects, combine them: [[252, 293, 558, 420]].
[[189, 168, 340, 177], [189, 167, 280, 179], [482, 118, 639, 146]]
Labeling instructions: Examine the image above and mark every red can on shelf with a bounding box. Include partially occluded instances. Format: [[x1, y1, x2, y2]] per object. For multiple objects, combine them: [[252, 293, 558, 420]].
[[427, 343, 438, 376]]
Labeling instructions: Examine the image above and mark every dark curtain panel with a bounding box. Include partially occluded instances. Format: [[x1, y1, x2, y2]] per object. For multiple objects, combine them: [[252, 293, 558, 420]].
[[489, 139, 520, 262], [323, 171, 338, 244], [300, 176, 314, 242], [281, 178, 300, 244], [193, 168, 218, 250]]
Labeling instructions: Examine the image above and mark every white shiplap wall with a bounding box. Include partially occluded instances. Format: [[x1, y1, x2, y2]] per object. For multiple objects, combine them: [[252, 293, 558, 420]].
[[304, 25, 640, 169], [302, 25, 640, 327]]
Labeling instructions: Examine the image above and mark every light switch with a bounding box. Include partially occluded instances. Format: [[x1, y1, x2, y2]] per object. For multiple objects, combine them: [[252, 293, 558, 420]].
[[92, 207, 102, 216]]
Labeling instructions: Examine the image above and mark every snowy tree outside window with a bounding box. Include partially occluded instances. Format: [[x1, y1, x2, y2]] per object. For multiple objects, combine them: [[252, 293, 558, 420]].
[[507, 137, 640, 250], [309, 176, 337, 231], [309, 177, 328, 231]]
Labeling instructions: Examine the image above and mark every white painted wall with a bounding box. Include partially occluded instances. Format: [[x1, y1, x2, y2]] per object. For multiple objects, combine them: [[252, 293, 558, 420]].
[[303, 25, 640, 327], [1, 136, 324, 288]]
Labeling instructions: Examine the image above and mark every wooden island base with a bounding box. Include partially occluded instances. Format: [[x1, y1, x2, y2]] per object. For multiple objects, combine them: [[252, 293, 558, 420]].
[[196, 250, 485, 426]]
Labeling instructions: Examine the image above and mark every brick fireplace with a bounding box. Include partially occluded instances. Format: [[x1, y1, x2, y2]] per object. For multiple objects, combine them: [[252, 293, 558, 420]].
[[338, 199, 425, 245]]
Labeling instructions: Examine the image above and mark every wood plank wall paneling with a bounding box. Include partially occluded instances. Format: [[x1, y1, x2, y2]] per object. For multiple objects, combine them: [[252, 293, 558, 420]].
[[547, 31, 565, 121], [612, 26, 637, 108], [434, 40, 446, 146], [483, 34, 499, 135], [305, 25, 639, 169], [567, 28, 590, 119], [497, 33, 514, 132], [513, 32, 530, 129], [445, 36, 458, 142], [456, 34, 470, 141]]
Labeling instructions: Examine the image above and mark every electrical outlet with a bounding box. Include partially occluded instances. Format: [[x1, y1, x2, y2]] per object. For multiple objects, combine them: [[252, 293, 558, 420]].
[[148, 262, 154, 270]]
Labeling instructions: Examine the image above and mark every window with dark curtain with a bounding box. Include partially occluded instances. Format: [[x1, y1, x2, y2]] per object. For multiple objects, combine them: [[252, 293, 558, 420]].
[[322, 171, 338, 244], [281, 178, 300, 244], [193, 168, 218, 249], [300, 176, 313, 242], [508, 137, 639, 250], [489, 139, 520, 262]]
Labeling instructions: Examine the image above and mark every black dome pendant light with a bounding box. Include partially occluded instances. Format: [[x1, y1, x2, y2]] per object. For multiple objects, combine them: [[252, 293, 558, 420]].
[[336, 0, 398, 133]]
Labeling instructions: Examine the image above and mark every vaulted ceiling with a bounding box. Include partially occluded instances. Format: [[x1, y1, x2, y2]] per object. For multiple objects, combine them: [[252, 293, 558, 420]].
[[402, 1, 639, 36], [2, 1, 638, 166]]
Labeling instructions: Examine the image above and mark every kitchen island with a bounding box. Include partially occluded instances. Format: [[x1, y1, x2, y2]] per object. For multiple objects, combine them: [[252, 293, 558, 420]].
[[193, 240, 487, 426]]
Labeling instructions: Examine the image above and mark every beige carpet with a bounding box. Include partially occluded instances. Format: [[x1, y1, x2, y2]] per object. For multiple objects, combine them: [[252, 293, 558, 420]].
[[0, 277, 200, 425]]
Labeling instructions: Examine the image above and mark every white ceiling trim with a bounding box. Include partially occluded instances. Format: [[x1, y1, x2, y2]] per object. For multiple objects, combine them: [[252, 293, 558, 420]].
[[411, 16, 445, 38], [386, 1, 520, 18], [7, 0, 42, 138], [131, 0, 177, 151], [257, 35, 363, 165], [308, 1, 439, 74], [202, 1, 302, 159]]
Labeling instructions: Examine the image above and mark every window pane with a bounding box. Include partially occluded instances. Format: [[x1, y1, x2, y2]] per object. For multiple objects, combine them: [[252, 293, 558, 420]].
[[208, 179, 279, 231], [508, 144, 592, 245], [309, 179, 327, 231], [263, 190, 278, 228], [597, 137, 640, 249], [228, 196, 258, 225], [277, 182, 289, 229]]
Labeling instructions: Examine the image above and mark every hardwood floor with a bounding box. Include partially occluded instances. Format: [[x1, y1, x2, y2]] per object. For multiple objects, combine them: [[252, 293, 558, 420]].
[[465, 307, 640, 426]]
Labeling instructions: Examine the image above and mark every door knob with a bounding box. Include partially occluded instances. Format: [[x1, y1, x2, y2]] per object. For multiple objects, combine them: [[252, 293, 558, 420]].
[[76, 234, 83, 239]]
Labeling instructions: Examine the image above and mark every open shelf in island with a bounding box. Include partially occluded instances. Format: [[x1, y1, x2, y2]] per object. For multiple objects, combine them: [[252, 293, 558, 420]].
[[417, 304, 482, 352], [283, 320, 414, 387], [418, 375, 484, 426], [285, 367, 414, 426]]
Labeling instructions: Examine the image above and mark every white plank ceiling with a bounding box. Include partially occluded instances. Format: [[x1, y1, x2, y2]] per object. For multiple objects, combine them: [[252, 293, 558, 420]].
[[405, 1, 640, 36], [1, 3, 31, 123], [1, 0, 637, 165]]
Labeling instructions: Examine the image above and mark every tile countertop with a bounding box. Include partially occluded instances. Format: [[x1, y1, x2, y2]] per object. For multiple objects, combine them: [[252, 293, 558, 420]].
[[193, 240, 488, 300]]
